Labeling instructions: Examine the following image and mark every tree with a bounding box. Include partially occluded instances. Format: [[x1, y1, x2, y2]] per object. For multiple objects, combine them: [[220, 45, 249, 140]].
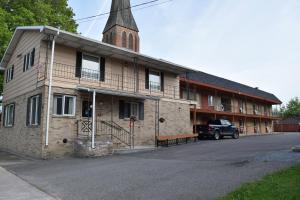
[[281, 97, 300, 118], [0, 0, 78, 94]]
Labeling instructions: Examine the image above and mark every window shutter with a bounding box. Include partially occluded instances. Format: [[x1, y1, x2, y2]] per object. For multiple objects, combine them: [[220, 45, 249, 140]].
[[31, 48, 35, 66], [11, 65, 14, 80], [145, 68, 149, 89], [5, 70, 8, 83], [23, 55, 26, 72], [119, 100, 125, 119], [100, 57, 105, 82], [139, 102, 144, 120], [26, 53, 30, 70], [75, 51, 82, 78], [160, 72, 164, 92], [37, 94, 42, 125], [26, 97, 30, 126]]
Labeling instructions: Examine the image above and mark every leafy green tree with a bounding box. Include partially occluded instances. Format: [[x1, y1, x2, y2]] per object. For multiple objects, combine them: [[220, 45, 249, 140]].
[[0, 0, 78, 94], [281, 97, 300, 118]]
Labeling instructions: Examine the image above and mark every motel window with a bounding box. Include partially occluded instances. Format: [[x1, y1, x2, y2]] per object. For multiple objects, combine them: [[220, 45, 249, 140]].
[[119, 100, 144, 120], [4, 103, 15, 127], [75, 52, 105, 81], [27, 95, 41, 126], [149, 70, 161, 91], [53, 95, 76, 116], [6, 65, 14, 83], [208, 95, 214, 106], [145, 68, 164, 92], [81, 54, 100, 80]]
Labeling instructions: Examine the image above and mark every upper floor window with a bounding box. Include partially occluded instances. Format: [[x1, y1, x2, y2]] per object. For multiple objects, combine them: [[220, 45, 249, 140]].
[[4, 103, 15, 127], [122, 32, 127, 48], [208, 95, 214, 106], [75, 52, 105, 82], [82, 54, 100, 80], [53, 95, 76, 116], [23, 48, 35, 72], [149, 70, 161, 91], [129, 33, 133, 50], [6, 65, 14, 83]]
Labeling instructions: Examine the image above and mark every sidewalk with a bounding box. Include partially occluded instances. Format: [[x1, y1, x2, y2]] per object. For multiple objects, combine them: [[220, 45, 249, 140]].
[[0, 167, 56, 200]]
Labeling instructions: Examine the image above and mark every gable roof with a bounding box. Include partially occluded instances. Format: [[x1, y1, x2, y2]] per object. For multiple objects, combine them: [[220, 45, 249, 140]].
[[0, 26, 192, 74], [103, 0, 139, 33], [183, 71, 281, 104]]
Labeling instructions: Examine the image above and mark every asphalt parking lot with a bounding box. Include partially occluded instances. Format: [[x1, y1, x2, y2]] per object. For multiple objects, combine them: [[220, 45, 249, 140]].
[[1, 133, 300, 200]]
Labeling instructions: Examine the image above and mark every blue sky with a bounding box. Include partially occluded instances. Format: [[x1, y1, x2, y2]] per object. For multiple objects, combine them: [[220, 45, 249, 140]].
[[68, 0, 300, 104]]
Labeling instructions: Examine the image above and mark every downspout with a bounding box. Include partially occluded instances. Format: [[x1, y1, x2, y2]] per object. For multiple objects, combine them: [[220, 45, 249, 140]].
[[45, 29, 60, 146]]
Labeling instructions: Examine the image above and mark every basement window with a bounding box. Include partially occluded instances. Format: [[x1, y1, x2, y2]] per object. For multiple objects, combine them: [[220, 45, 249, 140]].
[[53, 95, 76, 116]]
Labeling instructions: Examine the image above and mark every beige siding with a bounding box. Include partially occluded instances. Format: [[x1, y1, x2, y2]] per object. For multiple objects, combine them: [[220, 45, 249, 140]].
[[3, 31, 44, 101], [39, 43, 180, 99]]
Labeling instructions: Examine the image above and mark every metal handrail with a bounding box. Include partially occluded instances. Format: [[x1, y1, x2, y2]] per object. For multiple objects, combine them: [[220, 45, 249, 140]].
[[99, 121, 131, 147]]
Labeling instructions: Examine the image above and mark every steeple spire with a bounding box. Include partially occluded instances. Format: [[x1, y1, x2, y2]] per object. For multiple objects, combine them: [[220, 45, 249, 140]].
[[102, 0, 140, 52], [103, 0, 139, 33]]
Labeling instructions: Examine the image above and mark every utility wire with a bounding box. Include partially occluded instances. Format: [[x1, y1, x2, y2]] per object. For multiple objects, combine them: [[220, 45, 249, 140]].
[[77, 0, 173, 24], [76, 0, 159, 21]]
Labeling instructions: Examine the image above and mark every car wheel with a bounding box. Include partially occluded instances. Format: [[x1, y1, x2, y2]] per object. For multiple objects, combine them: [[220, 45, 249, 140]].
[[214, 131, 220, 140], [232, 131, 239, 139]]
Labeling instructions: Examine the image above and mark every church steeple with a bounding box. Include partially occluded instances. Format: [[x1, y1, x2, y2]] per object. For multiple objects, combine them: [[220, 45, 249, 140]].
[[102, 0, 140, 52]]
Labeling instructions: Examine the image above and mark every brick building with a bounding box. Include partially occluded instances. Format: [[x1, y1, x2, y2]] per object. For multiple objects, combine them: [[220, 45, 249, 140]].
[[0, 0, 281, 158]]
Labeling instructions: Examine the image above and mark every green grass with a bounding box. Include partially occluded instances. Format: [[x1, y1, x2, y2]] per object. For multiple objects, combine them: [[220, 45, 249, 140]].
[[219, 165, 300, 200]]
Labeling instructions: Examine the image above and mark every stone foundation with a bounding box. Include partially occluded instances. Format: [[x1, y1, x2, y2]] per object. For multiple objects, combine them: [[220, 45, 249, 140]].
[[74, 138, 113, 157]]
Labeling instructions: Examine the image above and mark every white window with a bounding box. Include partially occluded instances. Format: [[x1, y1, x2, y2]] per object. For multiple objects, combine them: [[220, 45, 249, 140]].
[[28, 95, 40, 125], [149, 70, 160, 91], [208, 95, 214, 106], [4, 104, 14, 127], [81, 54, 100, 80], [6, 66, 14, 83], [53, 95, 76, 116]]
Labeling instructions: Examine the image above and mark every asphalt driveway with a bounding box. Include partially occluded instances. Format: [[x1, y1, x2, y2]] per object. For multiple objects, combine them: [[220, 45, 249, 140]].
[[2, 133, 300, 200]]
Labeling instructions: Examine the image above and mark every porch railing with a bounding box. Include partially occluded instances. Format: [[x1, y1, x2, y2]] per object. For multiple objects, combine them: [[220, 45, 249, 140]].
[[38, 62, 180, 99], [77, 120, 132, 148]]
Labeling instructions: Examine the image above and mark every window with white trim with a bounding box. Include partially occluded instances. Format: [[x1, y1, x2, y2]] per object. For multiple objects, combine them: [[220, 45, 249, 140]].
[[28, 95, 40, 125], [6, 65, 14, 83], [81, 54, 100, 80], [53, 95, 76, 116], [4, 104, 14, 127]]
